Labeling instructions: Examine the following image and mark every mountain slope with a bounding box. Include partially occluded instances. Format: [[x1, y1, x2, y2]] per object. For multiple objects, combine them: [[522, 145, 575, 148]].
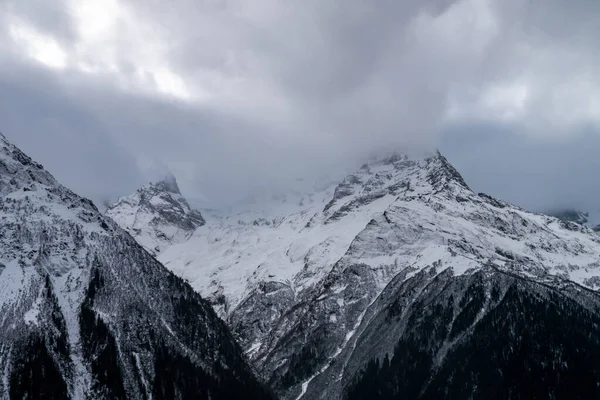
[[0, 133, 273, 399], [342, 267, 600, 400], [110, 151, 600, 399]]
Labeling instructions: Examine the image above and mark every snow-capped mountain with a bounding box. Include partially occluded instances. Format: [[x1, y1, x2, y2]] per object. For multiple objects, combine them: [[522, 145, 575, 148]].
[[0, 133, 273, 399], [106, 174, 205, 255], [111, 151, 600, 399], [549, 208, 600, 232]]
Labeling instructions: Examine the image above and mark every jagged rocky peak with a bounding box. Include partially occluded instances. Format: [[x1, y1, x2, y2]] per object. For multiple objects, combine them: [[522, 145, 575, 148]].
[[550, 208, 589, 225], [323, 150, 470, 219], [155, 172, 181, 194], [0, 132, 100, 230], [0, 132, 59, 194], [106, 173, 205, 254], [0, 133, 274, 399]]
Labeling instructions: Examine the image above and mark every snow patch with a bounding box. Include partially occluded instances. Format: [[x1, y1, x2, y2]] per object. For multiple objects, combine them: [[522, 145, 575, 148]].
[[23, 293, 42, 326]]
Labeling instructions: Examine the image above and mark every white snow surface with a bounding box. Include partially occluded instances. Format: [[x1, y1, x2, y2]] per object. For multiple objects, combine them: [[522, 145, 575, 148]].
[[161, 189, 396, 314]]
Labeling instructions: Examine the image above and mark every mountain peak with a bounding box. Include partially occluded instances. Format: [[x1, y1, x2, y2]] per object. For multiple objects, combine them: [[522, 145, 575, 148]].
[[106, 175, 205, 254], [550, 207, 600, 232], [431, 150, 471, 191], [323, 150, 470, 219], [0, 133, 58, 195], [360, 150, 469, 190], [154, 172, 181, 194]]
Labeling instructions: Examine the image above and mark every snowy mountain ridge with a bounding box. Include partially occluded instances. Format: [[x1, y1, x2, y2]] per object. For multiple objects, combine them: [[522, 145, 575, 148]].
[[110, 150, 600, 399], [0, 133, 273, 399]]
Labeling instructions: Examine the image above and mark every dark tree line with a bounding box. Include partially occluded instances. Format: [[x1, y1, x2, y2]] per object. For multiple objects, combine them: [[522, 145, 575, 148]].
[[346, 283, 600, 400]]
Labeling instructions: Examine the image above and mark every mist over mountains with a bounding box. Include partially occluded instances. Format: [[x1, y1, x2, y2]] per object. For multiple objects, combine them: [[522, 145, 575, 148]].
[[3, 0, 600, 212], [2, 0, 600, 398]]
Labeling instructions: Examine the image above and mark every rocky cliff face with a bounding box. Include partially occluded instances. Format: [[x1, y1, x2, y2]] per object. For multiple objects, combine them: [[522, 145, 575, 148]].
[[106, 174, 205, 256], [112, 151, 600, 399], [0, 133, 273, 400]]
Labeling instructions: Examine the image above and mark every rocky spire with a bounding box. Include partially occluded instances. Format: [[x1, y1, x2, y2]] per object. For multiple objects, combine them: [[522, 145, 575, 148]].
[[106, 173, 205, 255], [154, 172, 181, 194]]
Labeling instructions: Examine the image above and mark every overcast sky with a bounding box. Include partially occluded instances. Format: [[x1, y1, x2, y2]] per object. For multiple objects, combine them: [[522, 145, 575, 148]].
[[1, 0, 599, 212]]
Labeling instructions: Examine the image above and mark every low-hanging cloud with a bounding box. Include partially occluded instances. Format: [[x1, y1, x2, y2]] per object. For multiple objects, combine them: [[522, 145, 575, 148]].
[[0, 0, 599, 209]]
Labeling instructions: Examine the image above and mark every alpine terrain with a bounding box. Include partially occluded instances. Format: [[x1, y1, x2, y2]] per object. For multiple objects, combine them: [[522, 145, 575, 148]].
[[550, 208, 600, 232], [0, 133, 274, 400], [111, 152, 600, 399]]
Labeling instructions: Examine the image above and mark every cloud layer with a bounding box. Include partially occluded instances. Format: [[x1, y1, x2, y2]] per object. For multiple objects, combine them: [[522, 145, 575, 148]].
[[1, 0, 599, 210]]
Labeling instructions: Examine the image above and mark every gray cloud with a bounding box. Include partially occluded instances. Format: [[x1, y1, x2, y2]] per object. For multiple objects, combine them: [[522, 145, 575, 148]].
[[0, 62, 144, 206], [1, 0, 75, 42], [0, 0, 599, 211], [441, 123, 600, 213]]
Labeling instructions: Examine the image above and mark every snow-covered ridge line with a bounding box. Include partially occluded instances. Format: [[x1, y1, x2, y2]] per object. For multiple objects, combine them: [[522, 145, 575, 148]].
[[109, 149, 600, 399]]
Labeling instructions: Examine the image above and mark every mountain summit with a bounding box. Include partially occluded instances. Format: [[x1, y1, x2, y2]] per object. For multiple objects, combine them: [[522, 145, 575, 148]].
[[0, 133, 272, 399], [111, 150, 600, 399], [550, 208, 600, 232], [106, 174, 205, 255]]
